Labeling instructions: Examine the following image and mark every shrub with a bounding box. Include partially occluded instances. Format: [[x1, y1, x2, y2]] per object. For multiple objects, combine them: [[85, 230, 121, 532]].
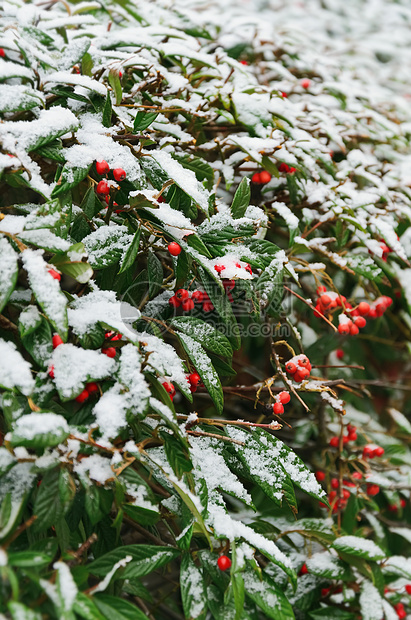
[[1, 0, 411, 618]]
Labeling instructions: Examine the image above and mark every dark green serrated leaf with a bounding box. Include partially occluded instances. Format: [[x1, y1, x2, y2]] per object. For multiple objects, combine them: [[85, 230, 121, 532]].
[[147, 251, 163, 297], [94, 594, 147, 620], [133, 111, 159, 132], [33, 468, 63, 532], [89, 544, 180, 578], [108, 70, 122, 105], [102, 92, 112, 128], [170, 316, 233, 358], [180, 554, 207, 620], [118, 228, 140, 274], [231, 177, 251, 219], [0, 237, 18, 313], [51, 165, 91, 198]]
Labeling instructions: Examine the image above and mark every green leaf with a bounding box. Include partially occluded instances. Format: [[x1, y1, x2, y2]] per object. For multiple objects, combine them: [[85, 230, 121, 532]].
[[231, 177, 251, 219], [147, 251, 163, 298], [94, 595, 147, 620], [83, 227, 133, 269], [309, 609, 355, 619], [173, 154, 214, 184], [8, 412, 69, 449], [133, 111, 159, 132], [345, 255, 383, 282], [51, 165, 91, 198], [306, 552, 351, 579], [7, 550, 52, 568], [176, 332, 224, 414], [102, 92, 112, 128], [80, 186, 99, 219], [89, 544, 180, 577], [0, 237, 18, 313], [332, 536, 385, 561], [170, 316, 233, 358], [8, 602, 42, 620], [73, 593, 106, 620], [243, 570, 295, 619], [118, 227, 140, 274], [108, 70, 122, 105], [123, 504, 159, 526], [33, 468, 63, 532], [261, 155, 279, 178], [20, 315, 53, 367], [163, 433, 193, 478], [180, 554, 207, 619], [50, 242, 92, 284]]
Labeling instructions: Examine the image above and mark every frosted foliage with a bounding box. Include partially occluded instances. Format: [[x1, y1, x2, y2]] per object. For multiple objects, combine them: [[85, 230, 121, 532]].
[[0, 339, 34, 395], [189, 436, 252, 504], [54, 561, 78, 610], [52, 344, 116, 398], [9, 413, 69, 440], [359, 580, 383, 620], [117, 344, 151, 415], [0, 238, 17, 303], [22, 249, 67, 333], [68, 289, 140, 340], [333, 535, 385, 559], [138, 333, 189, 387]]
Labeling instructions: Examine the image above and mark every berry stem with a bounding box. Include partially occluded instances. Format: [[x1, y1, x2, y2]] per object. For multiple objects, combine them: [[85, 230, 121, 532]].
[[284, 286, 338, 331]]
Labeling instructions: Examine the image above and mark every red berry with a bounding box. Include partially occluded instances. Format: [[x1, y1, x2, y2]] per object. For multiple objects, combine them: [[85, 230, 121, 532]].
[[368, 307, 377, 319], [301, 78, 311, 89], [191, 290, 204, 303], [202, 301, 214, 312], [313, 303, 323, 318], [316, 286, 327, 294], [329, 436, 339, 448], [239, 60, 248, 65], [362, 445, 374, 458], [273, 402, 284, 415], [350, 324, 359, 336], [372, 446, 384, 457], [285, 362, 297, 374], [189, 372, 201, 387], [259, 171, 272, 184], [319, 294, 332, 308], [336, 349, 344, 360], [321, 587, 331, 597], [395, 603, 406, 620], [278, 391, 291, 405], [48, 365, 55, 379], [342, 489, 350, 499], [75, 389, 89, 403], [113, 168, 126, 182], [315, 471, 326, 482], [214, 264, 225, 273], [52, 334, 64, 349], [162, 381, 175, 393], [367, 484, 380, 496], [348, 431, 357, 441], [175, 289, 189, 301], [182, 298, 194, 312], [294, 367, 310, 382], [96, 180, 110, 195], [405, 584, 411, 594], [358, 302, 370, 316], [352, 472, 362, 480], [48, 269, 61, 281], [354, 316, 366, 328], [223, 280, 235, 293], [329, 491, 337, 502], [338, 323, 350, 335], [331, 478, 339, 489], [298, 357, 311, 370], [168, 242, 182, 256], [278, 162, 290, 173], [217, 555, 231, 571], [401, 499, 407, 508], [102, 347, 116, 358], [281, 91, 287, 98], [86, 382, 99, 394], [388, 504, 398, 512], [245, 263, 252, 274], [251, 172, 262, 184], [169, 295, 181, 308], [0, 49, 5, 58], [96, 160, 110, 175], [299, 563, 308, 575]]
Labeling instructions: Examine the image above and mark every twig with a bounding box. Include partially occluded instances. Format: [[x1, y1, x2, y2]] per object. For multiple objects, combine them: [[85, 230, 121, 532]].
[[284, 285, 338, 331], [187, 430, 245, 445]]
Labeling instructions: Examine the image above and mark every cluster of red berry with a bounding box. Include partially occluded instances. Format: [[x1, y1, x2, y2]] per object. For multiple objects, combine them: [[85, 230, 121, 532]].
[[278, 163, 296, 174], [74, 382, 99, 403], [272, 390, 291, 415], [329, 423, 358, 448], [251, 170, 272, 184], [362, 444, 384, 459], [169, 289, 214, 313], [314, 286, 393, 334], [394, 602, 406, 619], [95, 160, 126, 198], [162, 380, 176, 401], [162, 371, 201, 400], [101, 331, 122, 358], [285, 354, 312, 382], [369, 238, 397, 263]]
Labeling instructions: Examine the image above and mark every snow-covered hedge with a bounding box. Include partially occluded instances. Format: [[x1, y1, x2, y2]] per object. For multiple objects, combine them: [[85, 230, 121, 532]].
[[1, 0, 411, 617]]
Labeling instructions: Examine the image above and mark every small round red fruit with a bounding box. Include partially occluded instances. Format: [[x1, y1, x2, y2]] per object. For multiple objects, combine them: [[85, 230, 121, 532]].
[[102, 347, 116, 358], [86, 382, 99, 394], [331, 478, 339, 489], [191, 290, 204, 303], [96, 160, 110, 175], [168, 242, 182, 256], [175, 289, 189, 301], [48, 365, 55, 379], [315, 471, 325, 482], [338, 323, 350, 335], [182, 298, 194, 312], [75, 389, 89, 403], [189, 372, 201, 387], [354, 316, 366, 328], [405, 584, 411, 594], [202, 301, 214, 312], [48, 269, 61, 281], [278, 162, 290, 173], [362, 446, 374, 458], [372, 446, 384, 457], [273, 402, 284, 415], [329, 436, 339, 448], [299, 563, 308, 575], [96, 180, 110, 195], [278, 391, 291, 405], [285, 361, 297, 374], [251, 172, 262, 184], [217, 555, 231, 571], [52, 334, 64, 349], [301, 78, 311, 89], [367, 484, 380, 496], [350, 324, 359, 336], [113, 168, 126, 182], [259, 170, 272, 184], [358, 302, 370, 316], [0, 49, 5, 58], [336, 349, 344, 360], [169, 295, 181, 308]]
